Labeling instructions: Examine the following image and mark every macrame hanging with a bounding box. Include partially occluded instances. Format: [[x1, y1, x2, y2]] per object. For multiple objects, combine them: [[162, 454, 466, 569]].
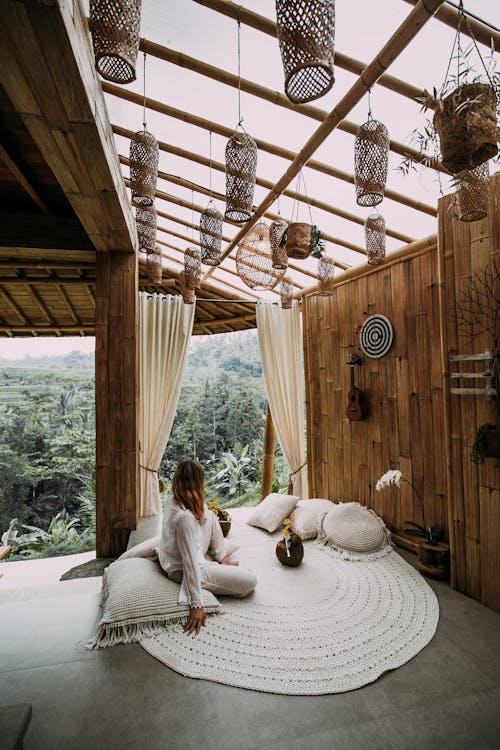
[[236, 221, 286, 291], [275, 0, 335, 104], [136, 205, 157, 253], [317, 255, 335, 295], [455, 163, 489, 222], [145, 248, 162, 284], [280, 276, 294, 309], [225, 19, 258, 223], [89, 0, 141, 84], [364, 213, 386, 266], [179, 271, 196, 305], [130, 53, 159, 207], [270, 216, 288, 270], [200, 133, 223, 265], [354, 93, 389, 207], [285, 170, 325, 260]]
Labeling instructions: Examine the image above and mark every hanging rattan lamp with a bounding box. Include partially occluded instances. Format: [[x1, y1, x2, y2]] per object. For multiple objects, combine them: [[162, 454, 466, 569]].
[[184, 246, 202, 289], [136, 205, 157, 253], [455, 163, 489, 222], [200, 201, 223, 265], [280, 276, 294, 309], [317, 255, 335, 295], [179, 271, 196, 305], [354, 118, 389, 207], [145, 248, 162, 284], [225, 130, 258, 223], [270, 218, 288, 270], [130, 129, 158, 207], [275, 0, 335, 104], [236, 221, 286, 291], [89, 0, 141, 84], [364, 213, 386, 265]]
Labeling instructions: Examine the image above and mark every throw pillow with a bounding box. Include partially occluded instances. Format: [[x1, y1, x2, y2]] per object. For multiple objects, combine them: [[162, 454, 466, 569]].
[[317, 502, 393, 560], [246, 492, 300, 533], [118, 536, 160, 561], [87, 558, 221, 649], [291, 498, 333, 539]]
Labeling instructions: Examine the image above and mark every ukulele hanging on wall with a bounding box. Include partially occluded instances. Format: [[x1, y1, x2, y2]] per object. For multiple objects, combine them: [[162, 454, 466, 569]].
[[346, 354, 369, 421]]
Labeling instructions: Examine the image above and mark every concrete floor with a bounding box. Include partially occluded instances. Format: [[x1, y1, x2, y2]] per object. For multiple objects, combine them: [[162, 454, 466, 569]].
[[0, 549, 499, 750]]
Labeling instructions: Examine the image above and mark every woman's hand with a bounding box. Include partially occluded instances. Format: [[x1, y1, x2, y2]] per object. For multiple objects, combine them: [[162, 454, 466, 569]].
[[220, 555, 239, 566], [184, 606, 206, 636]]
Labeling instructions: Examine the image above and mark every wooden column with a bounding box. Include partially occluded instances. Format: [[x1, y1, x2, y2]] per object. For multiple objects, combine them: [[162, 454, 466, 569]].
[[261, 404, 276, 500], [95, 251, 139, 557]]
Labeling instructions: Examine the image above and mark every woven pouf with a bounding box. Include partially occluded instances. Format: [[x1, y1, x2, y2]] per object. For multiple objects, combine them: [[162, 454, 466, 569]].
[[319, 501, 392, 557]]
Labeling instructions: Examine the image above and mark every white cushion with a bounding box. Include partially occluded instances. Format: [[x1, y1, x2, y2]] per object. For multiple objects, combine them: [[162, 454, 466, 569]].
[[246, 492, 300, 533], [291, 499, 333, 539], [118, 536, 160, 561], [320, 502, 390, 553], [206, 537, 238, 561], [87, 558, 221, 649]]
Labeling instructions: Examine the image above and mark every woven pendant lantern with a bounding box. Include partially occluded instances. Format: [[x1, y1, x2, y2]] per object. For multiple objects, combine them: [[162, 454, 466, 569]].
[[276, 0, 335, 104], [354, 118, 389, 207], [317, 255, 335, 295], [270, 219, 288, 269], [455, 163, 489, 222], [200, 201, 223, 265], [136, 205, 157, 253], [90, 0, 141, 84], [364, 213, 386, 265], [184, 246, 202, 289], [130, 129, 159, 207], [280, 276, 294, 309], [145, 249, 162, 284], [225, 130, 258, 223], [236, 222, 286, 291], [179, 271, 196, 305]]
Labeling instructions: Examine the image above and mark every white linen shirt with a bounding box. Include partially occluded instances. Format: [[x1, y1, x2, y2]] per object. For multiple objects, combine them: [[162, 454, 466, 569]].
[[158, 497, 225, 608]]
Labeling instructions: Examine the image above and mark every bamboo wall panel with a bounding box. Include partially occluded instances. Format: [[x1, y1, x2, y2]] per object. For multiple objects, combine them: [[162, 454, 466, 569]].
[[439, 173, 499, 611]]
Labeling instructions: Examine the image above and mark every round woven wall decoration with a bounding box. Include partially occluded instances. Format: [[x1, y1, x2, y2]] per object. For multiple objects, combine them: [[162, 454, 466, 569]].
[[200, 202, 223, 266], [317, 255, 335, 295], [184, 246, 202, 290], [90, 0, 141, 84], [270, 219, 288, 270], [136, 205, 157, 253], [225, 131, 258, 223], [236, 222, 286, 291], [455, 163, 489, 223], [280, 275, 294, 309], [130, 130, 159, 207], [145, 249, 162, 284], [275, 0, 335, 104], [359, 314, 393, 359], [364, 213, 386, 265], [179, 271, 195, 304], [354, 119, 389, 207]]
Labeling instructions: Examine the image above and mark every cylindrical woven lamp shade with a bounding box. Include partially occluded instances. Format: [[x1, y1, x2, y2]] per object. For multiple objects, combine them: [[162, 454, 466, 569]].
[[179, 271, 196, 304], [236, 222, 286, 291], [200, 203, 223, 265], [280, 276, 294, 309], [317, 255, 335, 295], [276, 0, 335, 104], [184, 246, 202, 289], [225, 131, 258, 223], [270, 219, 288, 269], [136, 205, 157, 253], [354, 119, 389, 207], [130, 130, 159, 207], [456, 163, 489, 222], [145, 249, 162, 284], [90, 0, 141, 84], [364, 213, 386, 265]]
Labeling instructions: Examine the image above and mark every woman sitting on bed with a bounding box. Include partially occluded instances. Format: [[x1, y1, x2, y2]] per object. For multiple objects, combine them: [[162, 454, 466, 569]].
[[158, 459, 257, 636]]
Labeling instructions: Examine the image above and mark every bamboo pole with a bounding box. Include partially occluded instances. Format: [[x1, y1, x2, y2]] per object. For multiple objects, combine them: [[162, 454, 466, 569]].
[[0, 260, 95, 270], [137, 37, 441, 170], [0, 324, 95, 333], [261, 404, 276, 501], [202, 0, 446, 280], [0, 276, 95, 285], [403, 0, 500, 52], [0, 286, 31, 323]]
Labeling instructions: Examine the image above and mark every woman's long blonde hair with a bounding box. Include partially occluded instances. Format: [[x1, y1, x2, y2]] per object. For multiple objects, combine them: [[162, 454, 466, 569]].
[[172, 460, 205, 522]]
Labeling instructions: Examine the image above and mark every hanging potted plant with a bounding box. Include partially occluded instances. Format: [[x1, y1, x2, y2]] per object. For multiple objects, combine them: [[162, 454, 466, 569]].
[[279, 223, 325, 261]]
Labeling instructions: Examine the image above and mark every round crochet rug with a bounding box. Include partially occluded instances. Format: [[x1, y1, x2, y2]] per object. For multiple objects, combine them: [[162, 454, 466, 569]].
[[141, 508, 439, 695]]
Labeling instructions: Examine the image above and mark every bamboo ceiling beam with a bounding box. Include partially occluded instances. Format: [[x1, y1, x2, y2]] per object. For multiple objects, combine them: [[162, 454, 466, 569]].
[[0, 325, 95, 334], [25, 282, 57, 327], [0, 285, 30, 324], [137, 38, 439, 169], [403, 0, 500, 51], [202, 0, 446, 279], [55, 284, 81, 326], [0, 260, 95, 270], [0, 143, 50, 215], [113, 120, 435, 217], [0, 276, 95, 285]]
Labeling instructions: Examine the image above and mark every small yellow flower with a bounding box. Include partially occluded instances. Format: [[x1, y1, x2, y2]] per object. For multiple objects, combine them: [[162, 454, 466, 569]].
[[283, 528, 290, 538]]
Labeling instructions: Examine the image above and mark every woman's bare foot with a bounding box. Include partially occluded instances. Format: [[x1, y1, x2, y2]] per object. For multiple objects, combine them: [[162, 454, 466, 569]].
[[220, 555, 239, 566]]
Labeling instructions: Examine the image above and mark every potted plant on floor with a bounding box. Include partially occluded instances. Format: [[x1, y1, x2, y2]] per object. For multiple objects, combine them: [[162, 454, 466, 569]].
[[208, 498, 231, 537], [275, 517, 304, 567]]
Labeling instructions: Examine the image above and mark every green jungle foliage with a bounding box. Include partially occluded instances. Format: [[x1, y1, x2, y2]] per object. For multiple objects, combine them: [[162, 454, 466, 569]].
[[0, 331, 289, 560]]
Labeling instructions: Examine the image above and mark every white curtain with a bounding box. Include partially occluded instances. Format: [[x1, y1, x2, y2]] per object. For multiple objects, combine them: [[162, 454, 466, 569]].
[[256, 301, 308, 498], [139, 293, 195, 516]]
